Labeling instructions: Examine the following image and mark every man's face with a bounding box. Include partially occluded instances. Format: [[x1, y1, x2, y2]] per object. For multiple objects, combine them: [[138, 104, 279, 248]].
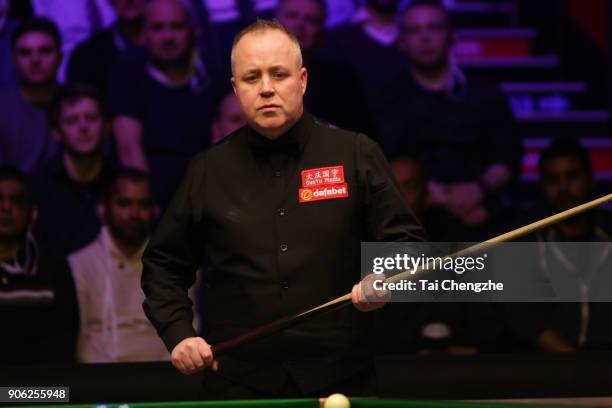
[[211, 92, 246, 144], [399, 6, 450, 69], [106, 179, 154, 247], [56, 97, 106, 157], [391, 159, 427, 214], [12, 32, 62, 85], [112, 0, 147, 22], [277, 0, 325, 53], [0, 180, 33, 241], [144, 1, 194, 64], [232, 29, 307, 138], [540, 156, 592, 212]]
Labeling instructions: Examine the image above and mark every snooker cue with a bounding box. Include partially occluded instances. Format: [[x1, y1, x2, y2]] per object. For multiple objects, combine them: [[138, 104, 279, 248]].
[[211, 193, 612, 356]]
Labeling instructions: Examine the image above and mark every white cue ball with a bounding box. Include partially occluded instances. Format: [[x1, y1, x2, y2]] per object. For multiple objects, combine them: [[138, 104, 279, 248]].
[[324, 393, 350, 408]]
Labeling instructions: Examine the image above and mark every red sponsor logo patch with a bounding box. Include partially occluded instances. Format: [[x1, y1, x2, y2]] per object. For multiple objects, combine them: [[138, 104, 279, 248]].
[[299, 183, 349, 203], [301, 166, 344, 187]]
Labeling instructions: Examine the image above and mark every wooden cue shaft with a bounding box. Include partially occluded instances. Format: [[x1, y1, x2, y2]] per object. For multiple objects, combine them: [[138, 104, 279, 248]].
[[211, 193, 612, 356]]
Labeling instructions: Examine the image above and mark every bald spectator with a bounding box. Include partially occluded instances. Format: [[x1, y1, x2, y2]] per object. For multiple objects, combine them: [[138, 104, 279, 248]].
[[0, 17, 62, 173], [0, 166, 79, 363], [107, 0, 213, 207], [378, 0, 521, 237], [277, 0, 371, 134], [211, 90, 246, 144], [31, 83, 114, 260], [67, 0, 147, 93]]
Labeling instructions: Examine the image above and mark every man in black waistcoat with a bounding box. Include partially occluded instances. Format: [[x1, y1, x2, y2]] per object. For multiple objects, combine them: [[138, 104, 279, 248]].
[[141, 19, 425, 399]]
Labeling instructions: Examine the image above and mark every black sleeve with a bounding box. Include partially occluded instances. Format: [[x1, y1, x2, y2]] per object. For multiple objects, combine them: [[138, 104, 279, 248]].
[[356, 133, 426, 242], [141, 153, 206, 351], [47, 258, 79, 362]]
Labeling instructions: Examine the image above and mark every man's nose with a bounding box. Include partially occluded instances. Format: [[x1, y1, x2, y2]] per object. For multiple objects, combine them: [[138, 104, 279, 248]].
[[260, 76, 274, 96]]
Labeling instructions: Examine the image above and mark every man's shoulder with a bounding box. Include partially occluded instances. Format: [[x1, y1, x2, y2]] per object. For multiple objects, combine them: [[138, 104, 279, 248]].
[[311, 115, 378, 150], [67, 235, 103, 272]]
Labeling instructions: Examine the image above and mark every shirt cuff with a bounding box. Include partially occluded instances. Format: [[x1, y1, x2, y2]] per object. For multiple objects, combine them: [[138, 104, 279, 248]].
[[160, 319, 198, 352]]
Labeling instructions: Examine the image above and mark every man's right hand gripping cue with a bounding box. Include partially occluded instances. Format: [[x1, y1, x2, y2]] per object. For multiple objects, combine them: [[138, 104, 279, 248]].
[[171, 337, 219, 375]]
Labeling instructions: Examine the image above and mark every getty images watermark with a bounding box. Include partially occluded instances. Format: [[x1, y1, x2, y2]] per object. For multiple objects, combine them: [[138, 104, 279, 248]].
[[360, 242, 612, 302]]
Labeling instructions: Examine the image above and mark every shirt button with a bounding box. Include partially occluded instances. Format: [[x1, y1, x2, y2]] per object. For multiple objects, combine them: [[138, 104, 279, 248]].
[[281, 281, 290, 290], [278, 208, 286, 216], [274, 171, 282, 177], [280, 243, 288, 252]]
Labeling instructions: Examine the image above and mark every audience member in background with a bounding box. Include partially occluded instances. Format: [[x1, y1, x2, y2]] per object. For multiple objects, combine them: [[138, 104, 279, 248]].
[[30, 0, 116, 82], [506, 137, 612, 352], [0, 166, 78, 363], [31, 84, 114, 260], [107, 0, 213, 207], [0, 0, 19, 87], [211, 90, 246, 144], [319, 0, 406, 125], [378, 155, 477, 356], [390, 155, 461, 241], [67, 0, 147, 93], [0, 18, 62, 173], [277, 0, 372, 134], [69, 169, 170, 362], [377, 0, 521, 237]]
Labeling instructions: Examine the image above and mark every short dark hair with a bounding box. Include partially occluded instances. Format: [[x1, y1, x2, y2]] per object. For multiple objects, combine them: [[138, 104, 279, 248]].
[[0, 166, 32, 203], [400, 0, 451, 29], [105, 168, 154, 202], [48, 83, 105, 129], [538, 137, 592, 176], [11, 17, 62, 50]]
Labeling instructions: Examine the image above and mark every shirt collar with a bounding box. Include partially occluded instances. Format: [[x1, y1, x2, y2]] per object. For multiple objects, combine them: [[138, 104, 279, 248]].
[[352, 6, 398, 46], [100, 226, 149, 263], [146, 50, 209, 92], [247, 111, 312, 158]]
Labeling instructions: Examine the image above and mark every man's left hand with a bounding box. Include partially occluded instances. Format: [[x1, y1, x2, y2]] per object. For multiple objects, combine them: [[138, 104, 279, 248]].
[[351, 274, 391, 312]]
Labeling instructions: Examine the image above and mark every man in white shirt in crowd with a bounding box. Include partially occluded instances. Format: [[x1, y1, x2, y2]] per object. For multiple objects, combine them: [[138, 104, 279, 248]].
[[68, 168, 171, 362]]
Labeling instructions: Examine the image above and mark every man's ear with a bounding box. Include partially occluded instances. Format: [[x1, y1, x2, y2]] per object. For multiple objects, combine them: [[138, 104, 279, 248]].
[[97, 201, 107, 223], [300, 67, 308, 95], [29, 204, 39, 226]]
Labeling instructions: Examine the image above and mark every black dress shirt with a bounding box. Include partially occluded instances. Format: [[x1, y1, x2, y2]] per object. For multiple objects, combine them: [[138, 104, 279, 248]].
[[142, 112, 424, 393]]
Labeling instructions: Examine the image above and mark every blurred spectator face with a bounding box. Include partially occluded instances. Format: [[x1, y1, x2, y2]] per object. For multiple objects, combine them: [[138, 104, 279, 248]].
[[367, 0, 400, 15], [106, 179, 154, 247], [54, 97, 106, 157], [399, 5, 451, 69], [211, 92, 246, 144], [12, 32, 61, 85], [232, 29, 307, 137], [540, 156, 592, 213], [277, 0, 326, 53], [112, 0, 147, 22], [0, 180, 33, 242], [391, 158, 427, 214], [144, 0, 195, 64]]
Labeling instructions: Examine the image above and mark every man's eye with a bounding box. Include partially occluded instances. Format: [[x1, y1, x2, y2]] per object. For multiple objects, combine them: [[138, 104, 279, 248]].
[[273, 72, 287, 79], [244, 75, 257, 82]]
